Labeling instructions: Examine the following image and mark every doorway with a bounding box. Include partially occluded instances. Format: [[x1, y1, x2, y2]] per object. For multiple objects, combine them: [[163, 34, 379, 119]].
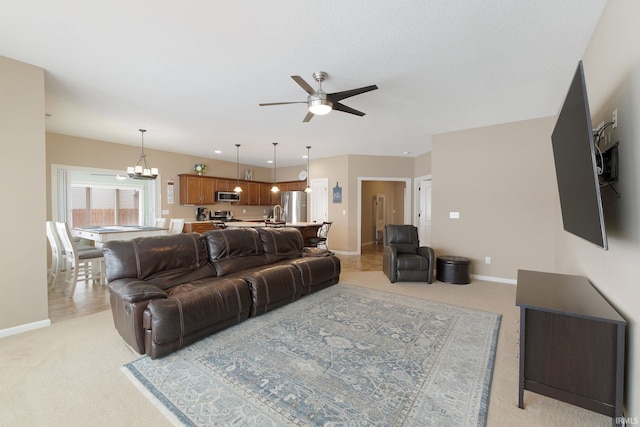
[[309, 178, 329, 223], [357, 177, 412, 255]]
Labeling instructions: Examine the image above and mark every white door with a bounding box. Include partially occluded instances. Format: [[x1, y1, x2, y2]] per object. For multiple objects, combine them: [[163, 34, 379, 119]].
[[375, 193, 386, 243], [418, 180, 432, 246], [310, 178, 328, 223]]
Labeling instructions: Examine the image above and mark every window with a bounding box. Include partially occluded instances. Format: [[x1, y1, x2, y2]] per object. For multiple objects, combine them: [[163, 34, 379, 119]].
[[70, 186, 141, 227], [52, 165, 159, 227]]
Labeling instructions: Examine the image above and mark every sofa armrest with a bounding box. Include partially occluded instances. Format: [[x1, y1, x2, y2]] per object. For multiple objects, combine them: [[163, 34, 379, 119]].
[[418, 246, 436, 283], [382, 245, 398, 282], [108, 278, 168, 303]]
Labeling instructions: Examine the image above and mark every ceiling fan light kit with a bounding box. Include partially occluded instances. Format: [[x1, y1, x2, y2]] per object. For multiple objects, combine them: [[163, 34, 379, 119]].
[[259, 71, 378, 122], [308, 93, 332, 115]]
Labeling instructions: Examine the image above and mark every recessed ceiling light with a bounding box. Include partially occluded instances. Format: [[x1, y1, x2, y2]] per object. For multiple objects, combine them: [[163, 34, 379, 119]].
[[214, 150, 222, 154], [267, 160, 273, 164], [403, 151, 411, 155]]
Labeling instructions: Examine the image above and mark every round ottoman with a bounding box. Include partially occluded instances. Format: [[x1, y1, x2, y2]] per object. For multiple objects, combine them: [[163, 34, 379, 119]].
[[436, 256, 471, 284]]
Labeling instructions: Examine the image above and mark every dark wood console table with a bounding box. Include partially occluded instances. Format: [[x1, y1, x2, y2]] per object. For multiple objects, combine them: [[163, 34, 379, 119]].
[[516, 270, 625, 425]]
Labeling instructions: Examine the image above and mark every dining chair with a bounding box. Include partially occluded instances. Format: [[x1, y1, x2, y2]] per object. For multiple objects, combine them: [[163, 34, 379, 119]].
[[46, 221, 66, 290], [168, 218, 185, 234], [55, 222, 105, 296], [308, 221, 332, 249], [155, 218, 167, 228]]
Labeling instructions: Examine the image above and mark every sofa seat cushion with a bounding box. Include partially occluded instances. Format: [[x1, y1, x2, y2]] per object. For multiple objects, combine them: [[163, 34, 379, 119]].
[[144, 277, 251, 347], [291, 256, 341, 295], [241, 264, 302, 317], [397, 254, 430, 271], [203, 228, 267, 276]]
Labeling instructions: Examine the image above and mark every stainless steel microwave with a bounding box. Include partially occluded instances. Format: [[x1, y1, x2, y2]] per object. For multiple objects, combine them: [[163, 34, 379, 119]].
[[215, 191, 240, 202]]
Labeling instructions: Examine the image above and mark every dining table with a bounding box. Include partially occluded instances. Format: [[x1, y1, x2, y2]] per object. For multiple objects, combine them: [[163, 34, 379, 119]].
[[73, 225, 168, 247]]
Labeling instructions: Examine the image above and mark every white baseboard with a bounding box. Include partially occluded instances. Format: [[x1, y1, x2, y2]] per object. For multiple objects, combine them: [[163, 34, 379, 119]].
[[0, 319, 51, 339], [471, 274, 517, 285], [331, 250, 360, 256]]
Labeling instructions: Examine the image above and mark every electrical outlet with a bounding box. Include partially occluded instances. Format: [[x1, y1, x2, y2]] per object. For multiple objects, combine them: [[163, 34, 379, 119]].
[[485, 256, 491, 264], [242, 208, 247, 214], [449, 212, 460, 219], [613, 109, 618, 128]]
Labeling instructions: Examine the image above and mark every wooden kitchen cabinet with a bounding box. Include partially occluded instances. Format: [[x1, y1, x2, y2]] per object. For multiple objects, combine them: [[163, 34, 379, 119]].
[[246, 182, 260, 205], [179, 174, 215, 205], [183, 222, 218, 233], [215, 179, 236, 191], [287, 180, 307, 191], [259, 183, 272, 206]]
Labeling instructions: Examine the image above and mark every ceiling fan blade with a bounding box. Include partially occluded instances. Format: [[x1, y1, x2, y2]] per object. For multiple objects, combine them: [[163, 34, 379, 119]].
[[259, 101, 307, 106], [303, 111, 314, 122], [291, 75, 316, 95], [332, 102, 366, 117], [328, 85, 378, 102]]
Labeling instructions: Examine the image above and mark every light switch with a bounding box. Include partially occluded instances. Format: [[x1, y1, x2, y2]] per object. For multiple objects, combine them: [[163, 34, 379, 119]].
[[449, 212, 460, 219]]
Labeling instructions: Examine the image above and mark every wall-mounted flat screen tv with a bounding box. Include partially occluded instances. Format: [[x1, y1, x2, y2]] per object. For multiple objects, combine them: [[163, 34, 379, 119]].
[[551, 61, 608, 250]]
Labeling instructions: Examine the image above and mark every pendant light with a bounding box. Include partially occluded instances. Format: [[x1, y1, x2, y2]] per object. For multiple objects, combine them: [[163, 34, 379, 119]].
[[127, 129, 158, 180], [271, 142, 280, 193], [304, 145, 312, 193], [233, 144, 243, 193]]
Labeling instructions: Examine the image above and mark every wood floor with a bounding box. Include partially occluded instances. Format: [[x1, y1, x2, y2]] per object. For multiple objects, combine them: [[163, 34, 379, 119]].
[[47, 243, 385, 323]]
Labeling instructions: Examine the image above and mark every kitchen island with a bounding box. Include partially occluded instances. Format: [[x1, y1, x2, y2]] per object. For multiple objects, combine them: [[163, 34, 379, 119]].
[[224, 221, 322, 247]]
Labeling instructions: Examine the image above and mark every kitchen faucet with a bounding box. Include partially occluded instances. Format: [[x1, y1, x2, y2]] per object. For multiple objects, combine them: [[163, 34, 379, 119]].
[[273, 204, 282, 222]]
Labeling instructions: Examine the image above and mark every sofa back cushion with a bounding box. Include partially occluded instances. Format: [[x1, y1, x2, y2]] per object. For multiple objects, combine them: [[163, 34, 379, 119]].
[[383, 224, 419, 254], [203, 228, 267, 276], [103, 233, 214, 290], [257, 227, 303, 263]]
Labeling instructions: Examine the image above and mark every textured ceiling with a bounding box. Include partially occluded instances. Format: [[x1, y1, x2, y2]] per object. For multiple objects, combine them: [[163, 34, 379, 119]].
[[1, 1, 606, 167]]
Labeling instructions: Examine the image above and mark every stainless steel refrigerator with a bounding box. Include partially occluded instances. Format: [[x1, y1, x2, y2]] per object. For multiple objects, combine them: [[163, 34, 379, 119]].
[[281, 191, 307, 223]]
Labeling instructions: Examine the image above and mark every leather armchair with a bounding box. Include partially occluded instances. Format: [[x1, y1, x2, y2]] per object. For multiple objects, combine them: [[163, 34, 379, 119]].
[[382, 224, 435, 283]]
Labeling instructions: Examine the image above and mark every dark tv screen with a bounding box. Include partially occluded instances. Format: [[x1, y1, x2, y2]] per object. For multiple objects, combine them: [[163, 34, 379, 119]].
[[551, 61, 608, 250]]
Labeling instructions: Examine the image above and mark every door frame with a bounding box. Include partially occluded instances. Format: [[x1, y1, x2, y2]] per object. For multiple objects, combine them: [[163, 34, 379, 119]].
[[357, 176, 412, 255], [414, 174, 432, 245]]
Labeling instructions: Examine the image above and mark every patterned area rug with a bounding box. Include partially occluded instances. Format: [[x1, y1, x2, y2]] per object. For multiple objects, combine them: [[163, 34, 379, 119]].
[[123, 284, 501, 426]]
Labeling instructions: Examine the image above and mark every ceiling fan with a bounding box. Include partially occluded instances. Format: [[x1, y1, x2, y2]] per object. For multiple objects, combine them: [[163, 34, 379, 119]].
[[259, 71, 378, 122]]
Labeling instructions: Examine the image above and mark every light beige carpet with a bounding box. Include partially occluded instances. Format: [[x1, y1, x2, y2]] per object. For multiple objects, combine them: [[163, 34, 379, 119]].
[[0, 271, 611, 426]]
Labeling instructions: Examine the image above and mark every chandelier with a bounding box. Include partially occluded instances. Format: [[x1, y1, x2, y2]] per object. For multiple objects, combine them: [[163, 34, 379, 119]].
[[127, 129, 158, 180]]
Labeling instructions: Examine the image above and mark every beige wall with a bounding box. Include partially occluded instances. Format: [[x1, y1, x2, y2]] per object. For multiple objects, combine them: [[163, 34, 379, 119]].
[[0, 56, 48, 332], [414, 150, 432, 177], [431, 117, 559, 280], [46, 133, 280, 221], [558, 0, 640, 417]]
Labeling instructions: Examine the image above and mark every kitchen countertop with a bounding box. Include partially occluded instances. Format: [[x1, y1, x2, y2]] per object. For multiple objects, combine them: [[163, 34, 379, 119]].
[[223, 221, 321, 228]]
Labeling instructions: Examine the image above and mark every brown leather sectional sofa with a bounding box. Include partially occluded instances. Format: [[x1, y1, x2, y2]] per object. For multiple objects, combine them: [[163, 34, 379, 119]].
[[103, 226, 341, 359]]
